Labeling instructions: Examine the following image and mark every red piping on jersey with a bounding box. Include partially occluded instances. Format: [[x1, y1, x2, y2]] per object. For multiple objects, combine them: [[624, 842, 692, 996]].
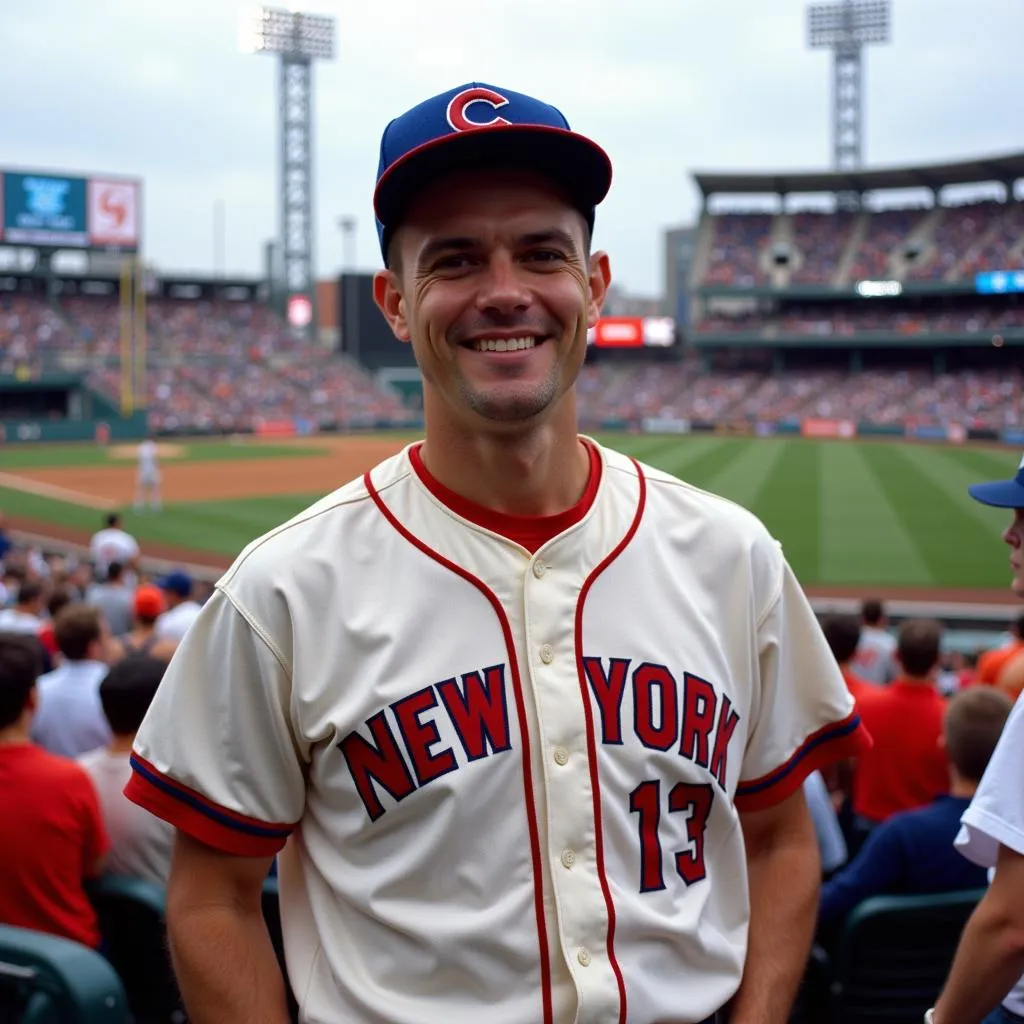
[[573, 457, 646, 1024], [364, 469, 554, 1024]]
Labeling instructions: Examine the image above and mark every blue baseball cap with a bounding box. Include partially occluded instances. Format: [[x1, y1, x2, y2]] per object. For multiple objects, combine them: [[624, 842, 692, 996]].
[[157, 570, 193, 598], [968, 452, 1024, 508], [373, 82, 612, 262]]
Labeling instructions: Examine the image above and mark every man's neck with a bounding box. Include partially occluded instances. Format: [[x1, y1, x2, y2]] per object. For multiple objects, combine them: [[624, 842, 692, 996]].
[[897, 673, 935, 686], [949, 772, 978, 799], [420, 402, 590, 517], [0, 724, 31, 746], [107, 735, 135, 755]]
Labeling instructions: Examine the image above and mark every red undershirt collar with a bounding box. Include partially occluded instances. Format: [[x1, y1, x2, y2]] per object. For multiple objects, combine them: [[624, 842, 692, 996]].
[[408, 440, 602, 554]]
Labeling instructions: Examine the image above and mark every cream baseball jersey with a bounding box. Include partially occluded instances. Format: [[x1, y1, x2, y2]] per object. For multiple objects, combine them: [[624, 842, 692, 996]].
[[126, 441, 868, 1024]]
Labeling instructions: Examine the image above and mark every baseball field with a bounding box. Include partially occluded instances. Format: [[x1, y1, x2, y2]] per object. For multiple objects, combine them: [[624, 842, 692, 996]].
[[0, 433, 1017, 601]]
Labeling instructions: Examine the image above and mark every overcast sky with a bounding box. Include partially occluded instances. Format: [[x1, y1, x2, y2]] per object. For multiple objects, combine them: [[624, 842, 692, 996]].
[[2, 0, 1021, 295]]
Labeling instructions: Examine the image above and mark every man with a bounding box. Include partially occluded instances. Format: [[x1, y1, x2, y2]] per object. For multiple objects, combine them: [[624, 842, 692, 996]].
[[0, 632, 109, 947], [80, 655, 173, 887], [31, 604, 113, 758], [851, 619, 950, 828], [930, 454, 1024, 1024], [0, 580, 47, 635], [135, 436, 161, 513], [975, 614, 1024, 689], [154, 570, 201, 643], [126, 82, 868, 1024], [85, 560, 134, 637], [819, 686, 1010, 926], [121, 584, 166, 655], [821, 613, 874, 705], [851, 598, 897, 685], [90, 512, 140, 583]]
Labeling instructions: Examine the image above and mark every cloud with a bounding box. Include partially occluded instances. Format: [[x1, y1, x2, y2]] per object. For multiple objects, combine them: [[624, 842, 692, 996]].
[[1, 0, 1021, 295]]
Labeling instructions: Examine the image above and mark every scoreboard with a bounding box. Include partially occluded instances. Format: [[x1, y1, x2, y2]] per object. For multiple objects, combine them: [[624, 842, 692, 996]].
[[0, 169, 141, 252]]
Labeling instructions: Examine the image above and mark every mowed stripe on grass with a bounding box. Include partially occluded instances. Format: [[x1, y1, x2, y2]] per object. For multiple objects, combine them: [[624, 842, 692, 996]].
[[858, 444, 1008, 588], [818, 443, 931, 586]]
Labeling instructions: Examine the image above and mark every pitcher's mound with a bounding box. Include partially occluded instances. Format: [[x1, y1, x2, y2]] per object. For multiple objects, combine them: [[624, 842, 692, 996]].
[[107, 443, 187, 460]]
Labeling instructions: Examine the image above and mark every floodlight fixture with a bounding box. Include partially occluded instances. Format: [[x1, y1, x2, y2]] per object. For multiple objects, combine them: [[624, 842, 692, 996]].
[[807, 0, 891, 173], [241, 4, 336, 335]]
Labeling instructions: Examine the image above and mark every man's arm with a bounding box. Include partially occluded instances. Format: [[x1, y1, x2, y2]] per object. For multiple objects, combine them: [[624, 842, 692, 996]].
[[931, 844, 1024, 1024], [729, 788, 820, 1024], [165, 831, 289, 1024], [818, 818, 904, 924]]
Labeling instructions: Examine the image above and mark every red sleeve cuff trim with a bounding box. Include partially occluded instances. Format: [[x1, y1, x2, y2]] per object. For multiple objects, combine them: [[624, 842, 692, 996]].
[[125, 753, 294, 857], [735, 713, 872, 813]]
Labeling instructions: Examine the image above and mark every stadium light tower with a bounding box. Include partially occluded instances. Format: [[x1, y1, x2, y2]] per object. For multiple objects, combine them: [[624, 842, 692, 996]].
[[808, 0, 891, 171], [240, 5, 335, 337]]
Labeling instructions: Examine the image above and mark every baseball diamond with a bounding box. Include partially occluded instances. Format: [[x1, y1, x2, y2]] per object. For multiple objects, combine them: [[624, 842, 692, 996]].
[[0, 433, 1015, 599]]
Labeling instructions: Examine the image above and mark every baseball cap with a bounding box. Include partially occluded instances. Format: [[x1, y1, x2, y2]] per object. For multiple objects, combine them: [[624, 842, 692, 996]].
[[157, 570, 193, 598], [374, 82, 613, 262], [133, 584, 166, 619], [968, 452, 1024, 508]]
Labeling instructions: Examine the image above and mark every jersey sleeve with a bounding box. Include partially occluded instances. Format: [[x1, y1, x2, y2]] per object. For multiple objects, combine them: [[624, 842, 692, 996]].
[[736, 558, 872, 813], [124, 588, 305, 857], [955, 693, 1024, 868]]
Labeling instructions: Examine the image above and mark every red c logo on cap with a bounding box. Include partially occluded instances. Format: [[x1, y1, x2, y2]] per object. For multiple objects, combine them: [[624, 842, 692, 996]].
[[446, 87, 511, 132]]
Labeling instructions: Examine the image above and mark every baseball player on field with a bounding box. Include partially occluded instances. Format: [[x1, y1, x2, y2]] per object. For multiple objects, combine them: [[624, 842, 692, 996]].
[[125, 82, 870, 1024]]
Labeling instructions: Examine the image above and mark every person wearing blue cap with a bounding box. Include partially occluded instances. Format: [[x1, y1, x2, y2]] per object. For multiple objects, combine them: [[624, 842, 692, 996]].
[[927, 455, 1024, 1024], [153, 570, 200, 644], [125, 82, 868, 1024]]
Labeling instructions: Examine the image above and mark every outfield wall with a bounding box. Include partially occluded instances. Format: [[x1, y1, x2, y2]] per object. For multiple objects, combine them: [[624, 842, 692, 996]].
[[0, 375, 149, 446]]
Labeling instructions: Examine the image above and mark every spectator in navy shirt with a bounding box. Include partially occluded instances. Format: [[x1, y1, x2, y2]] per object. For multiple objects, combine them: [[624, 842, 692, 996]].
[[819, 685, 1011, 925]]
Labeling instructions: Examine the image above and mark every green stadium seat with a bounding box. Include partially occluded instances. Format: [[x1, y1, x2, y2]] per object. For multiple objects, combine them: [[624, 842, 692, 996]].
[[828, 888, 985, 1023], [86, 874, 184, 1024], [0, 923, 131, 1023]]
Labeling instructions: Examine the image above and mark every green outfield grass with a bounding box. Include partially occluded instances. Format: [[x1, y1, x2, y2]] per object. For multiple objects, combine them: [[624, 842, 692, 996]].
[[0, 434, 1018, 590]]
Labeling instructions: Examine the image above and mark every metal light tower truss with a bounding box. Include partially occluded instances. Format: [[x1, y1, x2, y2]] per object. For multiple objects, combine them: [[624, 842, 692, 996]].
[[808, 0, 891, 171], [241, 6, 335, 334]]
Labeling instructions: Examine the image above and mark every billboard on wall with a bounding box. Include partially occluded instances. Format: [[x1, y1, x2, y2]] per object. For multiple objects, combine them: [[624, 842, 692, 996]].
[[587, 316, 677, 348], [0, 169, 140, 251]]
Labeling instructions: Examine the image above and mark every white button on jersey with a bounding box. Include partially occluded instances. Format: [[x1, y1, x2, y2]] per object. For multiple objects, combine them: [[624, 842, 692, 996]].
[[577, 948, 592, 967], [539, 644, 554, 664], [532, 561, 548, 579], [553, 746, 569, 766], [560, 848, 576, 869]]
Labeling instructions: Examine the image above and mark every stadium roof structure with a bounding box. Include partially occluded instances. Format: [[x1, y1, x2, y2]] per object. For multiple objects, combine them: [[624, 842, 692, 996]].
[[692, 150, 1024, 198]]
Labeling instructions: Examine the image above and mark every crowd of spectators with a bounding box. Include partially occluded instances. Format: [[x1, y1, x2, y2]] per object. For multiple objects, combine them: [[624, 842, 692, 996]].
[[0, 293, 414, 434], [574, 363, 1022, 430], [695, 301, 1024, 338], [789, 211, 857, 284], [701, 199, 1023, 287], [702, 213, 773, 287], [908, 200, 1017, 281]]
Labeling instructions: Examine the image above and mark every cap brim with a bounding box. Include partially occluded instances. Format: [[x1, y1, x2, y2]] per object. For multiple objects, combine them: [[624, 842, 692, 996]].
[[374, 125, 612, 242], [968, 479, 1024, 508]]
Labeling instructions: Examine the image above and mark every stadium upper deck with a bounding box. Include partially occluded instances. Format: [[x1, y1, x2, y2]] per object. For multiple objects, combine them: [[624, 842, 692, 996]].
[[690, 150, 1024, 293]]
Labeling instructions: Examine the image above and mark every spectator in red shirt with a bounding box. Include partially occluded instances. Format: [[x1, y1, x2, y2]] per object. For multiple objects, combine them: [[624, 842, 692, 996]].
[[821, 613, 875, 705], [0, 632, 109, 948], [853, 618, 950, 829]]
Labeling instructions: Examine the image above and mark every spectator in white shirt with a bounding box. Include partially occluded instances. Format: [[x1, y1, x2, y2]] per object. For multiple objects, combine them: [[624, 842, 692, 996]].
[[79, 654, 173, 887], [31, 604, 113, 758], [154, 571, 201, 643], [89, 513, 140, 584], [0, 581, 47, 636], [851, 598, 897, 685], [85, 561, 134, 638]]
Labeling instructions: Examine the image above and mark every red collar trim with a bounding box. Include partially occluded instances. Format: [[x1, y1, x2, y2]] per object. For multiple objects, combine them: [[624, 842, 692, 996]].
[[408, 440, 602, 552]]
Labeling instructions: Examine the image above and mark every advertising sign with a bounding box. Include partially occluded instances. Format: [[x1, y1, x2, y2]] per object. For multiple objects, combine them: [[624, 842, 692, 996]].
[[587, 316, 677, 348], [3, 172, 88, 246], [88, 179, 140, 249]]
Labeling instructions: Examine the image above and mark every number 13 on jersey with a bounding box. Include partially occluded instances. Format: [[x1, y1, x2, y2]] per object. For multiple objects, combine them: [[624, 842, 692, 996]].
[[629, 780, 715, 893]]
